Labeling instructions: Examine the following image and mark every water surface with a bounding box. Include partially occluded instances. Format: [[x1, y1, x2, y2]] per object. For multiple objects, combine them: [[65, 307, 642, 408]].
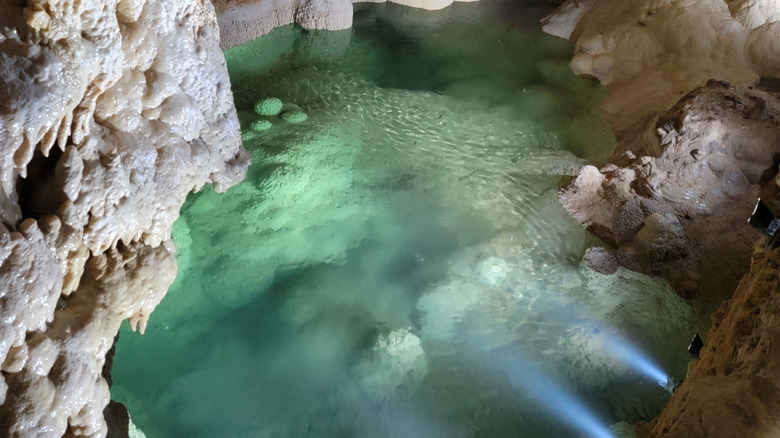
[[113, 2, 696, 436]]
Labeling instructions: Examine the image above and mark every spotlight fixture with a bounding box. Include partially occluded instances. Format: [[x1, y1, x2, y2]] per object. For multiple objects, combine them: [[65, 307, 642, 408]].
[[749, 199, 780, 248], [688, 332, 703, 358]]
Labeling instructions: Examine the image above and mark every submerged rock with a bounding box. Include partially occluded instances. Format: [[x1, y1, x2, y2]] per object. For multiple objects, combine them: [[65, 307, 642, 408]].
[[250, 119, 273, 131], [635, 213, 686, 263], [583, 247, 619, 275], [254, 97, 284, 116], [281, 110, 309, 123], [353, 328, 428, 400]]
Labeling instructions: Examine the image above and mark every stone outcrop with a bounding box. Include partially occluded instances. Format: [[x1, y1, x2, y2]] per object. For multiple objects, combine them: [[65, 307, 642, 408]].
[[544, 0, 780, 296], [0, 0, 248, 436], [560, 80, 780, 298]]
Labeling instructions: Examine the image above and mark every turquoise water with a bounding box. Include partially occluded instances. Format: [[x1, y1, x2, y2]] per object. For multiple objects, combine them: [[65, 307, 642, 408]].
[[112, 2, 697, 437]]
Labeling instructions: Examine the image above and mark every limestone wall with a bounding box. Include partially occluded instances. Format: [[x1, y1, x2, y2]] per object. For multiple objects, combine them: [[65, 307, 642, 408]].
[[0, 0, 248, 435]]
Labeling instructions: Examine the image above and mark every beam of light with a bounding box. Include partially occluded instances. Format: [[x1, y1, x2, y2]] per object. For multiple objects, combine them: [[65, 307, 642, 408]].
[[489, 349, 615, 438], [600, 332, 669, 388]]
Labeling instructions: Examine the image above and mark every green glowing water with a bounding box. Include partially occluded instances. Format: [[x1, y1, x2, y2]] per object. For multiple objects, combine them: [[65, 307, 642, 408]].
[[113, 2, 697, 437]]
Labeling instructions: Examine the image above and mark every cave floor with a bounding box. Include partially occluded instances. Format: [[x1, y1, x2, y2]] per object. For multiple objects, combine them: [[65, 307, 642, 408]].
[[113, 1, 698, 436]]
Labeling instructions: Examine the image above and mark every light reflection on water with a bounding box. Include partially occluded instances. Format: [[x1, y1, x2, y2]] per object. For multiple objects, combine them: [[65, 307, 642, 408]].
[[112, 1, 695, 437]]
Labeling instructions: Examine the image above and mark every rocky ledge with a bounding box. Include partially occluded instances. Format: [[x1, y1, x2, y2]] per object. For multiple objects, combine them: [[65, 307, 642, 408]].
[[561, 80, 780, 301]]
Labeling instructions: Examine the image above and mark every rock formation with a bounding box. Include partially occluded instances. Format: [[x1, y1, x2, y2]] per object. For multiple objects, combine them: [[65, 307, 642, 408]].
[[544, 0, 780, 297], [544, 0, 780, 436], [543, 0, 780, 156], [0, 0, 248, 436], [214, 0, 479, 49], [560, 80, 780, 298]]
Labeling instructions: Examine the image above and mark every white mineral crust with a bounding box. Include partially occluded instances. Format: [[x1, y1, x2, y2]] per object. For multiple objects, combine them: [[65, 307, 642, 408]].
[[214, 0, 480, 49], [0, 0, 248, 435], [543, 0, 780, 142]]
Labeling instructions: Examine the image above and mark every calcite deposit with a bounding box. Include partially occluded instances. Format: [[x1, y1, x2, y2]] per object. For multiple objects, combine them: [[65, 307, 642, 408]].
[[0, 0, 248, 436], [214, 0, 479, 49], [543, 0, 780, 155]]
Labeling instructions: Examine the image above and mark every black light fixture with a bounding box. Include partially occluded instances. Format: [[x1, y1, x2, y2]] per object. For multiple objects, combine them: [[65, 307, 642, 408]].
[[748, 199, 780, 249], [688, 332, 703, 358], [749, 199, 780, 235]]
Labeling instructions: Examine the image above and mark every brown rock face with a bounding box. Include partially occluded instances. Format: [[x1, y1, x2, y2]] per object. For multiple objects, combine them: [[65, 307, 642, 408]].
[[637, 245, 780, 437]]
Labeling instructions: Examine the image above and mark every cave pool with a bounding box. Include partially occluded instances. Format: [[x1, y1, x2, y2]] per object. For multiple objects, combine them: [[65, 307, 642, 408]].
[[112, 1, 699, 436]]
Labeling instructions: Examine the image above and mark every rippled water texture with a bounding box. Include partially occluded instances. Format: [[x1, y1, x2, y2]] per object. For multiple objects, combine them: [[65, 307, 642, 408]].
[[113, 1, 697, 437]]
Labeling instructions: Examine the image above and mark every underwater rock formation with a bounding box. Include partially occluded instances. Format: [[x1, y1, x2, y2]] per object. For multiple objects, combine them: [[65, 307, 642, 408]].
[[353, 328, 428, 400], [0, 0, 248, 435]]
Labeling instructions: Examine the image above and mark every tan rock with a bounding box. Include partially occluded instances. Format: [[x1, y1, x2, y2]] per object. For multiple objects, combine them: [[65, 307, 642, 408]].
[[546, 1, 780, 434]]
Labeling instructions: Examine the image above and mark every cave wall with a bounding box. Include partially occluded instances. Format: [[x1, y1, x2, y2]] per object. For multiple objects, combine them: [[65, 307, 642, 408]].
[[637, 245, 780, 437], [543, 0, 780, 436], [0, 0, 248, 435], [544, 0, 780, 155]]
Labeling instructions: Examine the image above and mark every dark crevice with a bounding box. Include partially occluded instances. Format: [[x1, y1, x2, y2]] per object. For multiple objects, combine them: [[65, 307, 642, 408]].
[[17, 145, 65, 220]]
